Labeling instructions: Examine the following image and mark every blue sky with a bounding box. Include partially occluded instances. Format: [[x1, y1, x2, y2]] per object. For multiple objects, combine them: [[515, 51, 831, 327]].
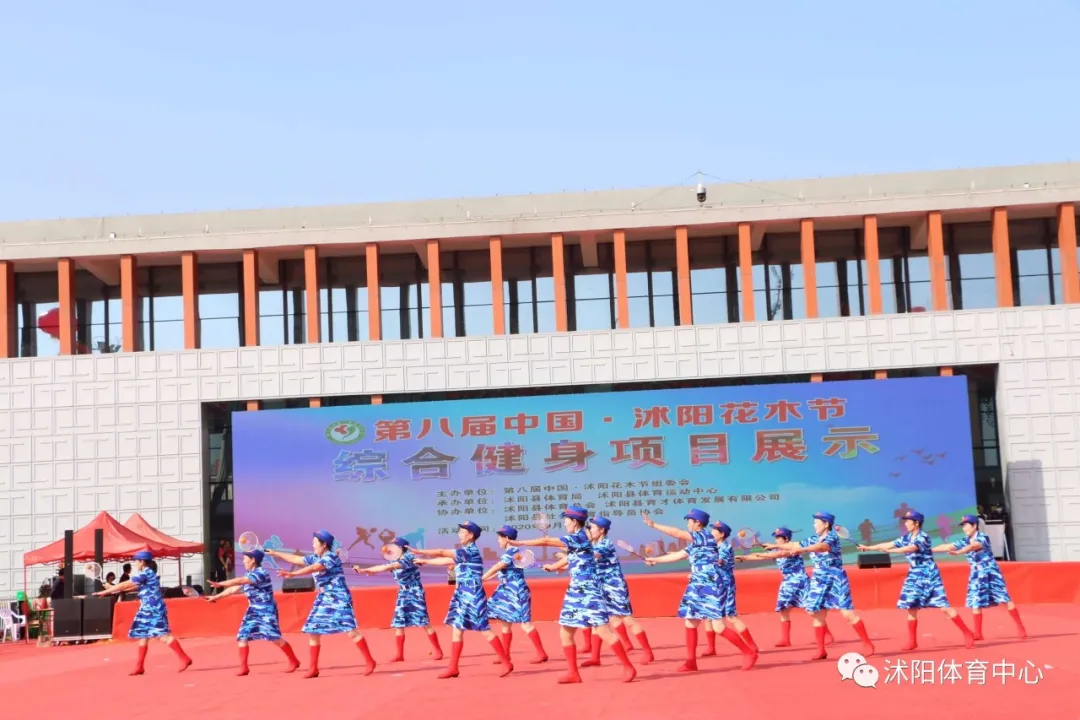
[[2, 2, 1079, 221]]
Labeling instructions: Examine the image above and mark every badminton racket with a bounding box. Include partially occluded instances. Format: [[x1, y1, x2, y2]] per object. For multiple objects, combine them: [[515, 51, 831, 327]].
[[181, 586, 202, 598], [834, 525, 856, 546], [533, 511, 552, 536], [335, 547, 349, 563], [381, 544, 404, 562], [237, 531, 261, 552], [80, 561, 104, 581], [511, 549, 536, 568], [734, 528, 760, 550], [615, 539, 654, 560]]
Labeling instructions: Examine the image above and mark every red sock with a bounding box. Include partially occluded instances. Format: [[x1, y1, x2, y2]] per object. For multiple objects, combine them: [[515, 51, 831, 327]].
[[951, 615, 975, 648], [810, 624, 827, 660], [634, 631, 654, 664], [824, 625, 835, 645], [703, 629, 717, 656], [738, 628, 759, 653], [428, 631, 444, 660], [852, 619, 875, 656], [609, 640, 637, 682], [721, 628, 757, 670], [130, 644, 148, 675], [169, 640, 192, 672], [581, 633, 602, 667], [579, 628, 592, 653], [238, 645, 250, 676], [393, 634, 406, 662], [527, 629, 548, 663], [489, 637, 513, 676], [355, 637, 376, 675], [493, 631, 511, 663], [972, 613, 984, 639], [776, 621, 792, 647], [558, 644, 582, 684], [1008, 608, 1027, 639], [280, 642, 299, 672], [305, 645, 320, 678], [615, 623, 634, 651], [438, 640, 463, 679], [679, 627, 698, 672], [903, 618, 918, 651]]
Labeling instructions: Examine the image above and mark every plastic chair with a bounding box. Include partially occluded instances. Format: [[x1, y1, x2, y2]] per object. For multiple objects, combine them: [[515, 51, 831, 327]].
[[0, 607, 27, 641]]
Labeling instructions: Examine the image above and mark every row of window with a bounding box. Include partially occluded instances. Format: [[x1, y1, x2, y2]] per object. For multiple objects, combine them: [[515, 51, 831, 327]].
[[7, 217, 1074, 356]]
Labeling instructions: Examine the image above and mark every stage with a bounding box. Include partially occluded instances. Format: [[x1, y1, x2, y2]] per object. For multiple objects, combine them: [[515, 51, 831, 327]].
[[113, 561, 1080, 638], [4, 604, 1077, 720]]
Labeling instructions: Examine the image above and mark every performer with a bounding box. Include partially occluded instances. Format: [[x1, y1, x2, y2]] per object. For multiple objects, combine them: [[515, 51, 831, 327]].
[[480, 525, 548, 664], [736, 527, 834, 647], [410, 521, 513, 679], [641, 509, 756, 672], [516, 505, 637, 683], [933, 514, 1026, 641], [207, 549, 300, 675], [709, 521, 759, 653], [269, 530, 376, 678], [354, 537, 443, 662], [93, 550, 192, 675], [585, 516, 654, 665], [859, 510, 974, 650], [765, 512, 875, 660]]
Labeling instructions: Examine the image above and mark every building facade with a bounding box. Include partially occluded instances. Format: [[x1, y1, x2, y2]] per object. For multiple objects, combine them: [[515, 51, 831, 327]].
[[1, 162, 1079, 591]]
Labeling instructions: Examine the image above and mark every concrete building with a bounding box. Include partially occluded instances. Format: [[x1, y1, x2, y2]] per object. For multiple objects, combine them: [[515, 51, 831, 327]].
[[2, 162, 1079, 591]]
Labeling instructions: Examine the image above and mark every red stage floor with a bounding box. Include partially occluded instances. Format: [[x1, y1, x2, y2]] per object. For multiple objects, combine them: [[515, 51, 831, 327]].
[[5, 605, 1077, 720]]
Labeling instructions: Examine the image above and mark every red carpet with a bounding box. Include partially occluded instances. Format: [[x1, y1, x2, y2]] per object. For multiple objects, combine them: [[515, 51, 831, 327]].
[[5, 605, 1077, 720], [114, 562, 1080, 638]]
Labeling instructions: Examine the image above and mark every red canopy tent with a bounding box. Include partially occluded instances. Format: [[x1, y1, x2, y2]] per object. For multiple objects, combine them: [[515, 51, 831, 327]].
[[123, 514, 205, 555], [22, 511, 176, 566]]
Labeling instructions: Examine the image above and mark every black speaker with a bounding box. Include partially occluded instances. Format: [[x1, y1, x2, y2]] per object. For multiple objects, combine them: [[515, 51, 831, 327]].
[[52, 598, 83, 640], [82, 597, 114, 639], [63, 531, 74, 599], [282, 577, 315, 593], [94, 528, 104, 568], [857, 552, 891, 569]]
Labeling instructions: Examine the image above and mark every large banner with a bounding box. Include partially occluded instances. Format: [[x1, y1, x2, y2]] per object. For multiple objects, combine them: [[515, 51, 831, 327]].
[[233, 376, 976, 586]]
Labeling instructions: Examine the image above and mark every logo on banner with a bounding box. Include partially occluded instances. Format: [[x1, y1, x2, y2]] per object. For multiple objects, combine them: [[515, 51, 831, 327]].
[[326, 420, 365, 445]]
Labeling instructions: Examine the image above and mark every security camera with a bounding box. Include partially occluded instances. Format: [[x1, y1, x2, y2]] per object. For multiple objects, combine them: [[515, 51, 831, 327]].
[[696, 183, 706, 205]]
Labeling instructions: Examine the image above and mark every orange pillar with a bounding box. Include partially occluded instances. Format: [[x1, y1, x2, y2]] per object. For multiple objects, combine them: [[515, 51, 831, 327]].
[[182, 252, 199, 349], [0, 261, 15, 358], [242, 250, 259, 347], [992, 207, 1014, 307], [310, 398, 322, 408], [304, 246, 321, 343], [675, 226, 692, 325], [940, 367, 954, 377], [120, 255, 139, 352], [552, 234, 568, 331], [426, 240, 443, 338], [864, 216, 887, 379], [490, 237, 505, 334], [57, 258, 77, 355], [366, 244, 381, 341], [927, 211, 948, 311], [738, 223, 754, 322], [613, 231, 629, 329], [1058, 203, 1078, 304], [800, 219, 818, 319]]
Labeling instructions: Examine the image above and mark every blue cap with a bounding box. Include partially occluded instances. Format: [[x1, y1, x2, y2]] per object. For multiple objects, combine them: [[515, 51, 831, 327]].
[[313, 529, 335, 547], [903, 510, 925, 525], [496, 525, 518, 541], [392, 537, 410, 548], [712, 521, 732, 536], [244, 549, 265, 565], [562, 505, 588, 521], [773, 527, 793, 539], [133, 550, 153, 562], [683, 508, 710, 525], [960, 514, 979, 526], [591, 517, 612, 531], [458, 521, 482, 539], [813, 512, 835, 524]]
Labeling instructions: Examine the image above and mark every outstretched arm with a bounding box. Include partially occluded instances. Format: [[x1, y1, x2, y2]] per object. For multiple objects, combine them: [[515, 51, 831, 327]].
[[354, 562, 401, 574], [209, 576, 252, 589], [515, 536, 567, 550], [543, 558, 569, 573], [410, 548, 457, 559], [643, 549, 690, 566], [415, 557, 455, 567], [737, 551, 783, 562], [641, 512, 692, 542], [946, 539, 981, 555], [95, 580, 137, 596], [857, 541, 894, 552], [482, 562, 508, 582], [266, 549, 308, 566], [207, 585, 245, 602], [278, 561, 324, 578]]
